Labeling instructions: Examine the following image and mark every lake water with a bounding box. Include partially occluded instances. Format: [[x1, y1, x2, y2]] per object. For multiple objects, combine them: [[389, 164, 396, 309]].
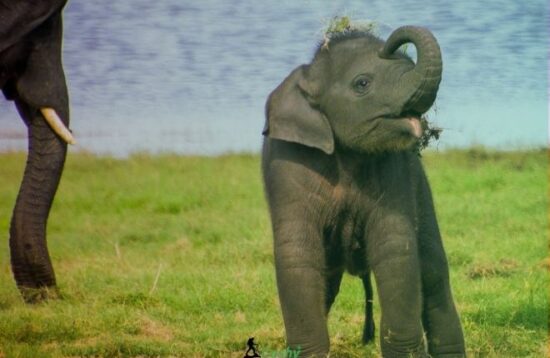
[[0, 0, 547, 156]]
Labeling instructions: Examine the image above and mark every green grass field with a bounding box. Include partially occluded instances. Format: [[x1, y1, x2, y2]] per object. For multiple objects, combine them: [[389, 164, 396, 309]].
[[0, 148, 547, 357]]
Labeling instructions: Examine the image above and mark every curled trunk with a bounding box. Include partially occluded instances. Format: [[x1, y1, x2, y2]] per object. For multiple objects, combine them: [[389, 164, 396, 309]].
[[380, 26, 442, 114]]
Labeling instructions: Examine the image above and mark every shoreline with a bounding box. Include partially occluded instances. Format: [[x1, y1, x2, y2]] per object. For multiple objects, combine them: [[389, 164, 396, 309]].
[[0, 144, 547, 160]]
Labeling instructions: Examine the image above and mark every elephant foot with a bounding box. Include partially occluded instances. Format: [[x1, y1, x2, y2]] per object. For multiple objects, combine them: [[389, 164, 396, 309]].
[[429, 350, 466, 358], [19, 285, 61, 303]]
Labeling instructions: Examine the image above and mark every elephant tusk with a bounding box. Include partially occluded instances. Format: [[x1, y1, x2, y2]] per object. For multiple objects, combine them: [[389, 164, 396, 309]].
[[40, 108, 76, 145]]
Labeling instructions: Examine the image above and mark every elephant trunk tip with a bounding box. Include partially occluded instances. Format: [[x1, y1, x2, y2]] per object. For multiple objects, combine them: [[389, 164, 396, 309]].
[[18, 285, 61, 303]]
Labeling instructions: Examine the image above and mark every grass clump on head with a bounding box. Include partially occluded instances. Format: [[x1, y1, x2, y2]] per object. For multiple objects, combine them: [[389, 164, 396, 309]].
[[321, 16, 378, 50]]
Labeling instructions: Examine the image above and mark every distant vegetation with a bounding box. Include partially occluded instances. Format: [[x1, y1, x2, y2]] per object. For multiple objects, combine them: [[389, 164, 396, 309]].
[[0, 148, 546, 357]]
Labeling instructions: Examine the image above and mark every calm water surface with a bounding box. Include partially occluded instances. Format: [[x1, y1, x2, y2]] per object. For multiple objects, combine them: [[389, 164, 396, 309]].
[[0, 0, 547, 156]]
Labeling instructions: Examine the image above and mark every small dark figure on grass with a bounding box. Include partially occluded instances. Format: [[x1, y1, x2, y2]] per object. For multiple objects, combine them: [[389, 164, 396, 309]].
[[244, 337, 261, 358]]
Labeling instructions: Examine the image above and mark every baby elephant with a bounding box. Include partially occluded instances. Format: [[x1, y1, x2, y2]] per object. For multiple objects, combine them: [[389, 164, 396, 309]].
[[262, 26, 465, 357]]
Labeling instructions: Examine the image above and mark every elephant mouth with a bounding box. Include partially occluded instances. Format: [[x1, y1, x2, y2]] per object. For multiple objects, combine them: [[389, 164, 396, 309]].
[[380, 113, 444, 152], [350, 113, 428, 150], [384, 114, 424, 138]]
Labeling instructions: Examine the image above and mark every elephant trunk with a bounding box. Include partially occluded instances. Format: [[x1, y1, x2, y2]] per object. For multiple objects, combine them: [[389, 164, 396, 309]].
[[379, 26, 442, 114], [10, 101, 68, 303]]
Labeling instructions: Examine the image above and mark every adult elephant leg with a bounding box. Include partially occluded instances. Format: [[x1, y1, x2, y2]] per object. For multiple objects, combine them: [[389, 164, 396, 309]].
[[361, 272, 375, 344], [369, 233, 428, 358], [274, 222, 329, 357], [9, 99, 68, 303], [417, 178, 466, 357]]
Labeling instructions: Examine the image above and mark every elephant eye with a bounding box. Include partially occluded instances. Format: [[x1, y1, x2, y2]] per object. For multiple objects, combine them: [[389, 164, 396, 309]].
[[353, 75, 371, 94]]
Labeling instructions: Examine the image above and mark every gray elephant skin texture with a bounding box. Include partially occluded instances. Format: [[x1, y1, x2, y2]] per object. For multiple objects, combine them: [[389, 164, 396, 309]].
[[1, 0, 71, 303], [262, 26, 466, 357]]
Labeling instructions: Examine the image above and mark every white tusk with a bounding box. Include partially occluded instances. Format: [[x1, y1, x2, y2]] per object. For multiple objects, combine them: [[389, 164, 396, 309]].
[[40, 108, 76, 145]]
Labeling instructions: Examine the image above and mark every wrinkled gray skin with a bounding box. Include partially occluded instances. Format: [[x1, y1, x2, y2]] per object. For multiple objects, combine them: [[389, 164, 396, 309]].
[[262, 26, 465, 357], [1, 0, 70, 302]]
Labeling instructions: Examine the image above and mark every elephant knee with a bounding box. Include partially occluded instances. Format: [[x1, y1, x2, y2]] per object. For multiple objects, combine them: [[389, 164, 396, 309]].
[[370, 237, 420, 289], [370, 236, 417, 266]]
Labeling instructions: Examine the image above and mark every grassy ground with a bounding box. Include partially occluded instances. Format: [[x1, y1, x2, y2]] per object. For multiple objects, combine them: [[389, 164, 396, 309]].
[[0, 148, 547, 357]]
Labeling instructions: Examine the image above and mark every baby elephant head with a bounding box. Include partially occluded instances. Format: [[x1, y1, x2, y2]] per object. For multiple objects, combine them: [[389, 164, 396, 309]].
[[264, 26, 442, 154]]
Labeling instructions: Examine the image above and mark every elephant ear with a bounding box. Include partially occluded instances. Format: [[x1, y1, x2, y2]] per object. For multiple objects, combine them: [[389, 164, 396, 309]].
[[262, 65, 334, 154]]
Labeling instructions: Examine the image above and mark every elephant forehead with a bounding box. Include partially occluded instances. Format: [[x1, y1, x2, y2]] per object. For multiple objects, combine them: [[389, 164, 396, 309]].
[[327, 40, 381, 69], [325, 48, 395, 86], [327, 34, 383, 53]]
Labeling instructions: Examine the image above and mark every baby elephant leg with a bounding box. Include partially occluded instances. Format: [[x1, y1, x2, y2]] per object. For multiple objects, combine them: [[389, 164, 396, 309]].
[[274, 224, 330, 357], [418, 178, 466, 357], [370, 235, 429, 358], [418, 230, 465, 357]]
